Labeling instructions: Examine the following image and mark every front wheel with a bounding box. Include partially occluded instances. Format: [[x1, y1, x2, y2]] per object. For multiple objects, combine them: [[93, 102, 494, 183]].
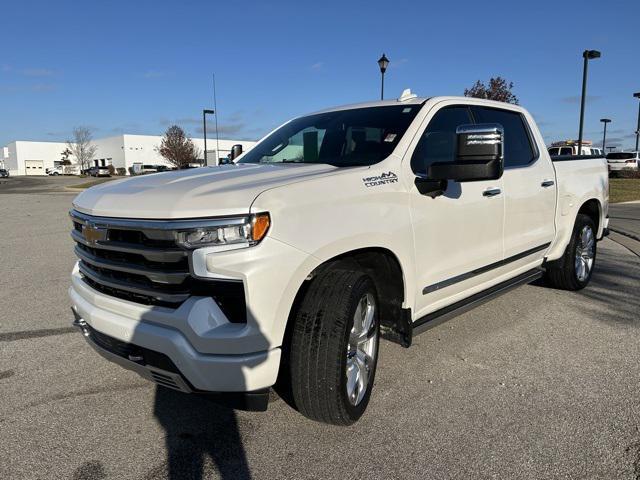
[[289, 269, 380, 425], [545, 214, 597, 290]]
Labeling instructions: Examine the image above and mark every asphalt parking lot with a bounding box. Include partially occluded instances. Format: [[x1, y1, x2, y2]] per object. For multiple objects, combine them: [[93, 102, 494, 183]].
[[1, 179, 639, 479]]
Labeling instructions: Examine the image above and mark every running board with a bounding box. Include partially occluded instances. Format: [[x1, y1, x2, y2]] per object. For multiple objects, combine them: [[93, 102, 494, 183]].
[[412, 268, 543, 337]]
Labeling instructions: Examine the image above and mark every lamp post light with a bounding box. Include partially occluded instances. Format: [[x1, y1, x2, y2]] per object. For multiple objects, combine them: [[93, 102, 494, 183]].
[[377, 53, 389, 100], [202, 109, 215, 166], [577, 49, 601, 155], [599, 118, 611, 153], [634, 92, 640, 152]]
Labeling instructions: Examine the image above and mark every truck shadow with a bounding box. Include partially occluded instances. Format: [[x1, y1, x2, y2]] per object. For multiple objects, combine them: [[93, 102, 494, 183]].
[[152, 386, 252, 480], [530, 242, 640, 326], [575, 250, 640, 326], [127, 302, 276, 480]]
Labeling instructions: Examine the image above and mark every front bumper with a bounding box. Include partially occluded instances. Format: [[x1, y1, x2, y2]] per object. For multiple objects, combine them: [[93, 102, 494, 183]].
[[71, 310, 271, 410], [69, 265, 281, 393]]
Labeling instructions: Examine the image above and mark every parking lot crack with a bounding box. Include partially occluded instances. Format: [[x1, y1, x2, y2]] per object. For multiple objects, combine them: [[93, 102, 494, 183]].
[[0, 327, 76, 342]]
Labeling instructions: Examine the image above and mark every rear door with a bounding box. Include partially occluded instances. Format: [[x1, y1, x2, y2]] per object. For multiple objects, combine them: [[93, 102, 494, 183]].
[[471, 106, 556, 264]]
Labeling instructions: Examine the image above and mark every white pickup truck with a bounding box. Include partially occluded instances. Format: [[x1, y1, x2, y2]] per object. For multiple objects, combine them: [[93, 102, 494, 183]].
[[69, 92, 608, 425]]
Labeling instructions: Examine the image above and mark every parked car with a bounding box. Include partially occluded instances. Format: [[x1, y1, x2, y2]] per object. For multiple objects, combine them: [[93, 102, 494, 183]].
[[69, 93, 608, 425], [86, 166, 111, 177], [0, 169, 9, 178], [47, 166, 64, 176], [606, 151, 639, 174]]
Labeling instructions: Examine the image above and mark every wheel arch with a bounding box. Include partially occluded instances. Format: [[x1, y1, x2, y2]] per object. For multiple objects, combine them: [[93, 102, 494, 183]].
[[546, 196, 604, 262], [284, 247, 411, 351], [577, 198, 602, 236]]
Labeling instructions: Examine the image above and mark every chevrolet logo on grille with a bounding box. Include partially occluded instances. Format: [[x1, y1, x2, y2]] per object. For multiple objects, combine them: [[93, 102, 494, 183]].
[[82, 223, 107, 245]]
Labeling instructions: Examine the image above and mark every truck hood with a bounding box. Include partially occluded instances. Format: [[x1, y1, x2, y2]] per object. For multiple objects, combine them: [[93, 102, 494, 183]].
[[72, 163, 340, 219]]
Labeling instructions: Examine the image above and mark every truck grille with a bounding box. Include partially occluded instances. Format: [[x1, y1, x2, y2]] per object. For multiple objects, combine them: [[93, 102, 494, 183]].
[[70, 210, 247, 322]]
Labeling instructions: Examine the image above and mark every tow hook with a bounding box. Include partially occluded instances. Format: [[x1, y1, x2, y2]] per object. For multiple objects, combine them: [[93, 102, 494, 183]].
[[71, 308, 90, 337]]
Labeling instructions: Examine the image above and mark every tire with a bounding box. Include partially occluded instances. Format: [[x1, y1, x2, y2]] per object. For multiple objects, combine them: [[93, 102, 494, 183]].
[[289, 269, 380, 425], [544, 213, 597, 290]]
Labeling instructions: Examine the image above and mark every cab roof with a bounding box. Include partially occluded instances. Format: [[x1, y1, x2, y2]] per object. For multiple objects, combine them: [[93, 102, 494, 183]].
[[310, 92, 528, 116]]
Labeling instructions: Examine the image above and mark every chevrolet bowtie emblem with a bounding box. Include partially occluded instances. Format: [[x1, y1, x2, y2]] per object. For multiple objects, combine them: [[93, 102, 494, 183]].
[[82, 223, 107, 245]]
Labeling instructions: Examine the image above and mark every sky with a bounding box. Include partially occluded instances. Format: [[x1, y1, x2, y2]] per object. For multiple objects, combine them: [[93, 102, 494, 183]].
[[1, 0, 639, 150]]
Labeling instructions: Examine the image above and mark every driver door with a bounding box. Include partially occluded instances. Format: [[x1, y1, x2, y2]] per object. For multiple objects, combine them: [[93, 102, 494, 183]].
[[406, 104, 505, 317]]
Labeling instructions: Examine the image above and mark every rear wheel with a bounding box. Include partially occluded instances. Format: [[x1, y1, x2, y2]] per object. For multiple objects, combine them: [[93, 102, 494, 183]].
[[545, 213, 597, 290], [289, 269, 379, 425]]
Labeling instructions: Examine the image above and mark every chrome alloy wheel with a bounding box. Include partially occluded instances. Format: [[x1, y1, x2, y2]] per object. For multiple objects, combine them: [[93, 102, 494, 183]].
[[346, 292, 378, 406], [575, 225, 595, 282]]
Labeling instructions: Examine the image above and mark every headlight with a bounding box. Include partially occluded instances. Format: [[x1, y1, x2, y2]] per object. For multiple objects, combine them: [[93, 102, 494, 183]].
[[175, 212, 270, 250]]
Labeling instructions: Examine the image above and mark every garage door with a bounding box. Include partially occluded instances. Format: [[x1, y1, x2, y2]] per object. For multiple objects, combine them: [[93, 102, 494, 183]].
[[25, 160, 45, 176]]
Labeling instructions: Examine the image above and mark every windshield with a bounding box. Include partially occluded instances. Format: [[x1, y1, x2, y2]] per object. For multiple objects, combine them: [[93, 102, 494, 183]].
[[607, 152, 636, 160], [238, 105, 421, 167]]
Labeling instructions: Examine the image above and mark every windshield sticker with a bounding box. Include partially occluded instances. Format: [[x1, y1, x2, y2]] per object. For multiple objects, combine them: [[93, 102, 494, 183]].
[[363, 171, 398, 187], [402, 107, 413, 113], [384, 133, 397, 143]]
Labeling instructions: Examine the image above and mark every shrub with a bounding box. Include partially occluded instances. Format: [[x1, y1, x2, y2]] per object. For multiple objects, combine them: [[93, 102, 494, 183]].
[[116, 167, 127, 176]]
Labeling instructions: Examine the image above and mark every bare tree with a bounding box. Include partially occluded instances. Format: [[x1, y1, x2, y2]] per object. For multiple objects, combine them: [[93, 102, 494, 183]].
[[67, 127, 97, 173], [464, 77, 519, 104], [157, 125, 201, 169]]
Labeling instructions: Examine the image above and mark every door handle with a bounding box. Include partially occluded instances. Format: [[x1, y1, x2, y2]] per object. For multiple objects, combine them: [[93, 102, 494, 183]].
[[482, 188, 501, 197], [541, 179, 555, 187]]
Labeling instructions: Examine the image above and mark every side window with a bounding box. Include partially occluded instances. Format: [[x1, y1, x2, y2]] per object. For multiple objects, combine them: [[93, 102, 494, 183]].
[[560, 147, 572, 156], [410, 106, 472, 174], [471, 107, 536, 167], [548, 148, 560, 156]]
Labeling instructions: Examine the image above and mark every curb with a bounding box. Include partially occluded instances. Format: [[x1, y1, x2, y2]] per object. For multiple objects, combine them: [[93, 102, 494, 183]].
[[607, 231, 640, 258], [609, 227, 640, 243]]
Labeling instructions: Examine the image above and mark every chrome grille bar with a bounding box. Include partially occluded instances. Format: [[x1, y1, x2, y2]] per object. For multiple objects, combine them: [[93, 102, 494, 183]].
[[71, 229, 187, 262], [78, 263, 190, 304], [74, 245, 189, 285], [70, 209, 247, 231]]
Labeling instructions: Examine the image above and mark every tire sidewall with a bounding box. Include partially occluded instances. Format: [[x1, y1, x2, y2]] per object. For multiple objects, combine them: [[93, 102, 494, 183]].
[[569, 215, 597, 288], [338, 276, 380, 422]]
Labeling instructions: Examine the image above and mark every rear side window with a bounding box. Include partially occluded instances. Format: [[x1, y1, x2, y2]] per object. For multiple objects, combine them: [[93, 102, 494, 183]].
[[560, 147, 573, 155], [607, 152, 635, 160], [471, 107, 536, 167], [410, 106, 473, 174], [548, 148, 560, 156]]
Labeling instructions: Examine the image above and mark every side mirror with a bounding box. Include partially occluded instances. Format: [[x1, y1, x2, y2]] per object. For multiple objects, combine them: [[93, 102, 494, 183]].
[[230, 144, 243, 160], [428, 123, 504, 182]]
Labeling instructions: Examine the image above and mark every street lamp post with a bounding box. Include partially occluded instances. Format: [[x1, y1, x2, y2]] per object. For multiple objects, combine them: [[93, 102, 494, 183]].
[[377, 54, 389, 100], [577, 50, 601, 155], [634, 92, 640, 152], [600, 118, 611, 153], [202, 109, 215, 166]]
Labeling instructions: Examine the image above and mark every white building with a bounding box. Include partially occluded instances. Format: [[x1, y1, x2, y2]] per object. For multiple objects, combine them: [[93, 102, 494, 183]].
[[1, 140, 71, 176], [1, 135, 256, 176]]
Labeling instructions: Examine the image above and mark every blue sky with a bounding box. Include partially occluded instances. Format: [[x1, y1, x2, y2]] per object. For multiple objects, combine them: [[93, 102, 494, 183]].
[[1, 0, 639, 149]]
